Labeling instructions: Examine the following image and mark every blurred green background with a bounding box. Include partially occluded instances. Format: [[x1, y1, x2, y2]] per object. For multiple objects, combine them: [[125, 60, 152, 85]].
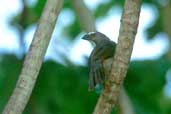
[[0, 0, 171, 114]]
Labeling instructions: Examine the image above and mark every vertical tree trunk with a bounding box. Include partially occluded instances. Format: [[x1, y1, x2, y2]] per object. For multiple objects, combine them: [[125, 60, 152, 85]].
[[93, 0, 142, 114]]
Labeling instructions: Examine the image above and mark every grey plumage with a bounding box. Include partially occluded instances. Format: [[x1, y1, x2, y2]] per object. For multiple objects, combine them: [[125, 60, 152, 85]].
[[82, 31, 116, 91]]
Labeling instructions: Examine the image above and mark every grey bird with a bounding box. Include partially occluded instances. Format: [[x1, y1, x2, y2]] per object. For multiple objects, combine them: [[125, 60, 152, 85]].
[[82, 31, 116, 91]]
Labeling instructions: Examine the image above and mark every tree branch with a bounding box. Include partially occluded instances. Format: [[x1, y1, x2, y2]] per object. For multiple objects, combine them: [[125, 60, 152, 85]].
[[93, 0, 142, 114], [72, 0, 96, 32], [118, 88, 135, 114], [2, 0, 63, 114]]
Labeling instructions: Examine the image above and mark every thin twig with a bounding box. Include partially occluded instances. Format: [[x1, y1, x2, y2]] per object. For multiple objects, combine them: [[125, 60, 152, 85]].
[[2, 0, 63, 114]]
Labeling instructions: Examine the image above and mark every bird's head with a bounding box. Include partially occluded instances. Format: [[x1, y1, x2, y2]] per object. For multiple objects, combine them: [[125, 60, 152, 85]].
[[82, 31, 110, 44]]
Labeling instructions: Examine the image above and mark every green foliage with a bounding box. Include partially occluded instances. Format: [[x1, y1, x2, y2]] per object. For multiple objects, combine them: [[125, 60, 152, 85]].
[[27, 61, 98, 114], [0, 54, 98, 114], [10, 0, 167, 41], [63, 18, 81, 39], [11, 0, 46, 29], [0, 55, 22, 112], [94, 0, 124, 18], [125, 58, 171, 114], [146, 12, 164, 40], [0, 54, 171, 114]]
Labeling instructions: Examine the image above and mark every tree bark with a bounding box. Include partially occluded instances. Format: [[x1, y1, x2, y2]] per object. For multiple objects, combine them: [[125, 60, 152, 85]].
[[93, 0, 142, 114], [2, 0, 63, 114], [103, 59, 135, 114]]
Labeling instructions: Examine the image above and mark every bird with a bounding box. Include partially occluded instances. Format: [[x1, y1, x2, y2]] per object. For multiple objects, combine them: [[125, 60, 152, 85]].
[[82, 31, 116, 91]]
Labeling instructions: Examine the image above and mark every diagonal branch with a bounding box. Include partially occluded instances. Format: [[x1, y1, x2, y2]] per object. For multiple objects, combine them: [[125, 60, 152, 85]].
[[72, 0, 96, 32], [93, 0, 142, 114], [2, 0, 63, 114], [118, 88, 135, 114]]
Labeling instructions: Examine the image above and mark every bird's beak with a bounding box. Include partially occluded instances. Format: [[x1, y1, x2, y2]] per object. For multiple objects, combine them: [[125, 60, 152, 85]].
[[82, 34, 90, 40]]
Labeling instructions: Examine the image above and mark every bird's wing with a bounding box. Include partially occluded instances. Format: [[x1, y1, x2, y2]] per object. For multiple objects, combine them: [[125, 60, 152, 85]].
[[88, 48, 104, 91], [88, 42, 115, 91], [94, 42, 116, 60]]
